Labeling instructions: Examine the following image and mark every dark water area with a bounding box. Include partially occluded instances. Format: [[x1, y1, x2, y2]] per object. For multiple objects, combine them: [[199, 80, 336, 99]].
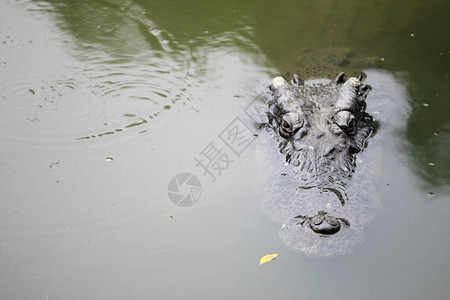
[[0, 0, 449, 299]]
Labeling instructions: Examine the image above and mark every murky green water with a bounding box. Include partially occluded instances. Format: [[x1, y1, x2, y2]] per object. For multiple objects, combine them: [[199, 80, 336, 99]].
[[0, 0, 449, 299]]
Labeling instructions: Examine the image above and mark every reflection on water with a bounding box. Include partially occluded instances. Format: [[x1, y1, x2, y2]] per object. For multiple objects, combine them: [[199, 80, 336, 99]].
[[24, 0, 449, 189], [8, 0, 263, 145], [0, 0, 449, 299]]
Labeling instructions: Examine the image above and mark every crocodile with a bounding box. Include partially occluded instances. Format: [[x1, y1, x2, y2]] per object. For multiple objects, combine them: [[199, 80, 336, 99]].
[[255, 72, 380, 256]]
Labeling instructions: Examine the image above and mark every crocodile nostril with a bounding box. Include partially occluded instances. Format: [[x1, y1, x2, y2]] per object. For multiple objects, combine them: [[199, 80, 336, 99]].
[[312, 216, 323, 225], [327, 218, 338, 226], [309, 214, 342, 235]]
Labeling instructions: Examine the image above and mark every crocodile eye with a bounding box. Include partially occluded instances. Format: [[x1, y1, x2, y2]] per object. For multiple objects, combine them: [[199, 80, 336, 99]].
[[282, 120, 291, 129], [347, 118, 356, 130], [279, 112, 304, 138], [345, 117, 357, 136], [332, 110, 356, 135]]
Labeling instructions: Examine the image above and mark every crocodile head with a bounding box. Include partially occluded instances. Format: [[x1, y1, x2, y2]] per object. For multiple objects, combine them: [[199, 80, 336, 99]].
[[264, 73, 377, 235], [267, 73, 375, 185]]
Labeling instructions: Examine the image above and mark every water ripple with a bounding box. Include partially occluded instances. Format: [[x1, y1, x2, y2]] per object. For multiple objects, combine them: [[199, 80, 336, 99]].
[[1, 0, 264, 153]]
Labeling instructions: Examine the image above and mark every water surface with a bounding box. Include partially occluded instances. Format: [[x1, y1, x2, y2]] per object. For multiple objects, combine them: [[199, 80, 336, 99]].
[[0, 0, 449, 299]]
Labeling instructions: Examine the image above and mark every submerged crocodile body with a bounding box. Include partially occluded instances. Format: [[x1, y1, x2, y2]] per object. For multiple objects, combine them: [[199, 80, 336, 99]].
[[256, 72, 380, 255]]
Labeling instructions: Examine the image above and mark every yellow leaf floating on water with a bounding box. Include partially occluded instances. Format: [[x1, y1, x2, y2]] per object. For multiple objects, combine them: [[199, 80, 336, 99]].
[[259, 253, 279, 265]]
